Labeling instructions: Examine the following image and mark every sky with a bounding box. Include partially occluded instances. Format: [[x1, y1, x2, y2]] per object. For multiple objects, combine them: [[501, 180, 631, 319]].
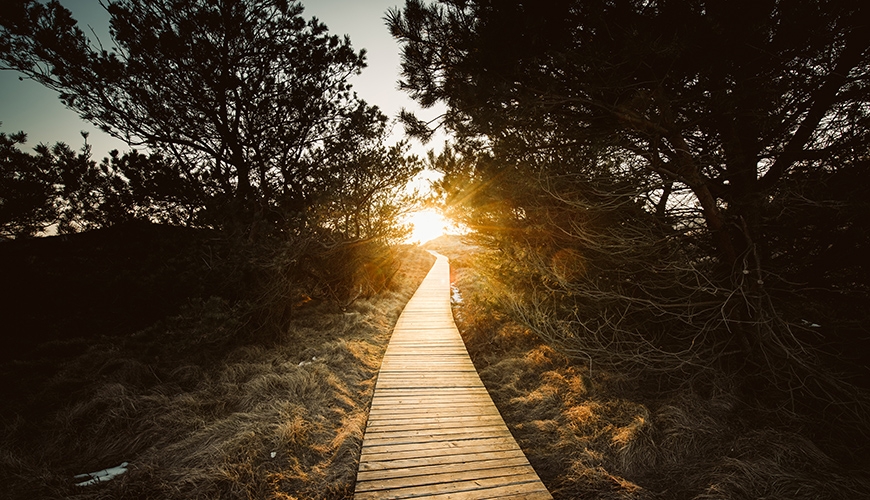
[[0, 0, 448, 161]]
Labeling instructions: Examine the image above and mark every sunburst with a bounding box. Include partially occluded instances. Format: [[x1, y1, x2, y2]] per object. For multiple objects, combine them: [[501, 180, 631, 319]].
[[404, 209, 453, 244]]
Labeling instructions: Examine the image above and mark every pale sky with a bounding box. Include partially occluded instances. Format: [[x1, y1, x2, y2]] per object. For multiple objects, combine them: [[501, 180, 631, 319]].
[[0, 0, 447, 160]]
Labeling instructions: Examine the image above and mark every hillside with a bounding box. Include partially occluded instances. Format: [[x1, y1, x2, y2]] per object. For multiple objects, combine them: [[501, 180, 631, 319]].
[[439, 240, 870, 499], [0, 225, 435, 499]]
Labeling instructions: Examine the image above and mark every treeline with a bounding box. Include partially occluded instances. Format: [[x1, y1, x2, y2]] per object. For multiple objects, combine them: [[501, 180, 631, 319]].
[[1, 0, 422, 320], [1, 133, 194, 235], [390, 0, 870, 455]]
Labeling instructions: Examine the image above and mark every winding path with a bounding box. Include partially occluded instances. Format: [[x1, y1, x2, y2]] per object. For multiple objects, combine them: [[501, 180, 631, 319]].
[[354, 252, 552, 499]]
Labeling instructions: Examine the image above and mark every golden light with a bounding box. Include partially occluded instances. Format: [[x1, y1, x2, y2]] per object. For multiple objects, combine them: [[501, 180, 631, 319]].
[[404, 209, 453, 244]]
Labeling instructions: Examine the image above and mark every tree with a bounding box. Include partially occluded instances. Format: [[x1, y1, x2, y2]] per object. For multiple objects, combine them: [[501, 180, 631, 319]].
[[1, 0, 404, 234], [390, 0, 870, 421], [0, 129, 56, 237], [309, 125, 421, 244], [96, 148, 204, 226], [390, 0, 869, 270], [0, 125, 190, 237]]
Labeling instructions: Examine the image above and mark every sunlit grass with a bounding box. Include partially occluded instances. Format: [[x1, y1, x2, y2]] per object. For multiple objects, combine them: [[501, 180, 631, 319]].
[[444, 243, 870, 499], [0, 246, 437, 499]]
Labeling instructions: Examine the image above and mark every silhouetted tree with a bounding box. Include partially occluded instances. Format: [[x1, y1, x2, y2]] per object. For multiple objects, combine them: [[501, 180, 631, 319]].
[[310, 120, 420, 244], [391, 0, 870, 424], [1, 0, 409, 235], [0, 129, 56, 237], [391, 0, 868, 272], [0, 127, 190, 236], [97, 148, 203, 226]]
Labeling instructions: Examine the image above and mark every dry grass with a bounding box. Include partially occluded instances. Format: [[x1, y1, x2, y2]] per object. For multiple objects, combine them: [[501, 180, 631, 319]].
[[0, 245, 435, 499], [449, 255, 870, 500]]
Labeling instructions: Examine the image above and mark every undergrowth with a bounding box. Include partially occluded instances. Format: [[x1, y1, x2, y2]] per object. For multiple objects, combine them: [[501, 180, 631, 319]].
[[0, 234, 435, 499], [435, 237, 870, 500]]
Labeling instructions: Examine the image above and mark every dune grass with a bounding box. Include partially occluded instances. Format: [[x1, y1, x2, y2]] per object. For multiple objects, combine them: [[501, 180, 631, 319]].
[[0, 241, 434, 499], [432, 236, 870, 500]]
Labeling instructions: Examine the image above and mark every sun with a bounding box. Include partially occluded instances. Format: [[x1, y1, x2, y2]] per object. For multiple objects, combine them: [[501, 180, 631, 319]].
[[404, 209, 453, 244]]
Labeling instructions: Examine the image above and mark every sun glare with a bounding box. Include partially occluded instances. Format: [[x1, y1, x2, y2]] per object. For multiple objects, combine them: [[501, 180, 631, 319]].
[[405, 210, 453, 244]]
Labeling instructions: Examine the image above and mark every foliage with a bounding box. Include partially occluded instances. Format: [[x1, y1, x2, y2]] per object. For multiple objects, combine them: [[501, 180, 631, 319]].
[[1, 0, 422, 328], [1, 0, 419, 237], [0, 222, 232, 357], [0, 129, 56, 237], [0, 128, 199, 237], [232, 234, 416, 338], [389, 0, 870, 441], [429, 145, 731, 383], [307, 124, 420, 244], [390, 0, 869, 266]]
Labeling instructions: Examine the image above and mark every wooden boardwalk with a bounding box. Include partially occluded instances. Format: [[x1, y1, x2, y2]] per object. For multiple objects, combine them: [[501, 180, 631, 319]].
[[354, 252, 552, 499]]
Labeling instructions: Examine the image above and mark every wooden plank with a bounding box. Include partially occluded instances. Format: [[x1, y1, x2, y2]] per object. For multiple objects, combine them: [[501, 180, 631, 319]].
[[358, 449, 528, 472], [355, 465, 539, 492], [361, 436, 523, 457], [365, 409, 503, 421], [374, 376, 484, 384], [368, 396, 498, 406], [354, 253, 551, 499], [374, 373, 482, 379], [360, 426, 515, 444], [364, 412, 505, 425], [405, 482, 554, 500], [364, 422, 507, 433], [362, 423, 514, 438], [370, 392, 493, 402], [368, 404, 499, 414], [370, 394, 495, 404], [364, 414, 505, 429], [365, 416, 506, 430], [363, 425, 510, 440], [375, 377, 481, 382], [357, 456, 532, 482], [354, 477, 548, 499], [367, 403, 499, 413], [361, 428, 514, 445], [370, 389, 491, 396], [369, 400, 495, 409], [376, 369, 480, 375], [368, 413, 501, 432]]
